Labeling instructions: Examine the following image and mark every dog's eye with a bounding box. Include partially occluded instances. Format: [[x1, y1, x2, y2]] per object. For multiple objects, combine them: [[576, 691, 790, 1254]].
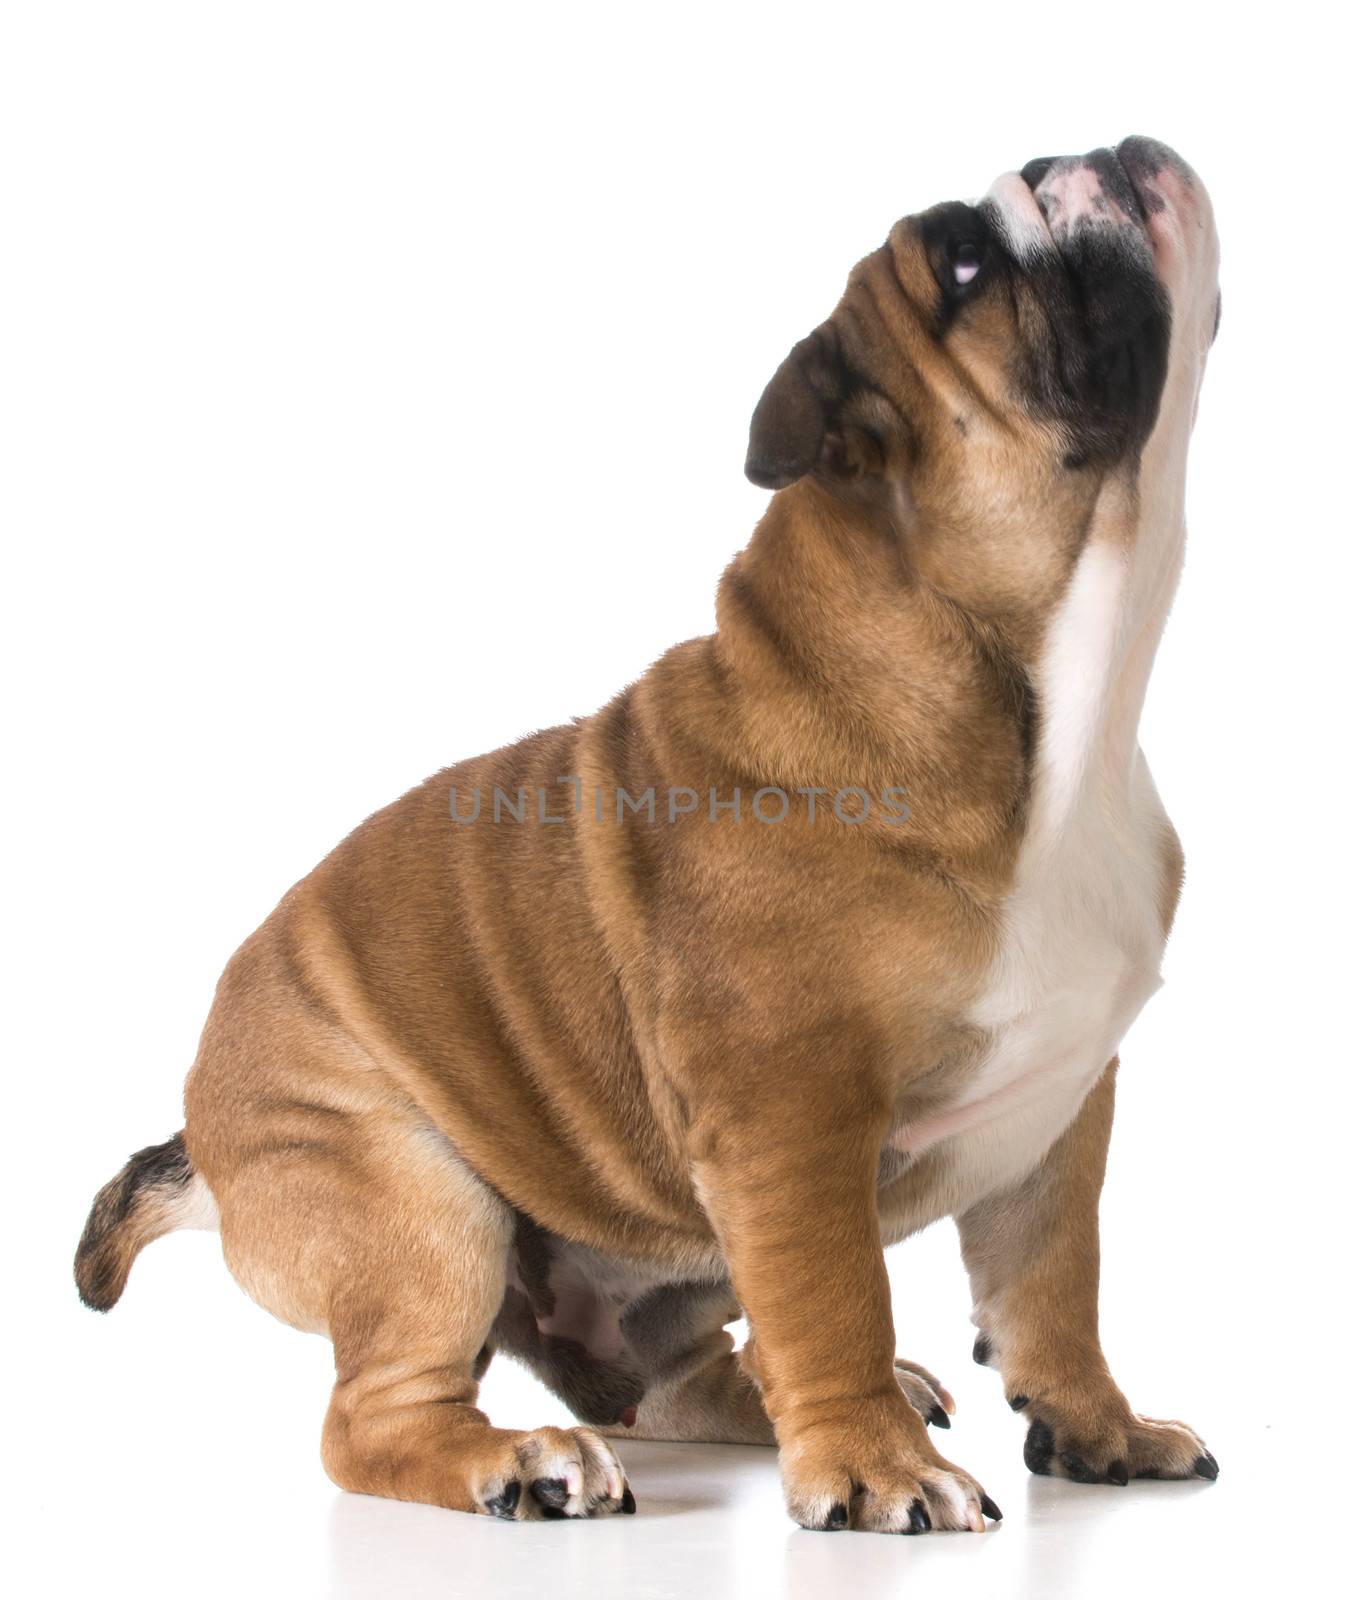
[[952, 243, 982, 287]]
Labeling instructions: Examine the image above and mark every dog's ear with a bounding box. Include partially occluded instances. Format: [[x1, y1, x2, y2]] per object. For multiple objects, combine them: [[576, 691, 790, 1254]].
[[745, 326, 840, 490], [745, 324, 884, 491]]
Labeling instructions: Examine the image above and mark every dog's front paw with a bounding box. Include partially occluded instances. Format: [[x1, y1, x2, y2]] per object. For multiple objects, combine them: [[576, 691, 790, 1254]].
[[1013, 1394, 1217, 1485], [781, 1401, 1000, 1533]]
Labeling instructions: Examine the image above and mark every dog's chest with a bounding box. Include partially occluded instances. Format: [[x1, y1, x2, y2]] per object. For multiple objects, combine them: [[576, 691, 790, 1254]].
[[897, 802, 1168, 1179], [895, 541, 1171, 1193]]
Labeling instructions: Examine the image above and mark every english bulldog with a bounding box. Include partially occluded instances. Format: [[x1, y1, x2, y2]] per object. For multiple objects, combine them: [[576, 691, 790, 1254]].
[[77, 134, 1221, 1533]]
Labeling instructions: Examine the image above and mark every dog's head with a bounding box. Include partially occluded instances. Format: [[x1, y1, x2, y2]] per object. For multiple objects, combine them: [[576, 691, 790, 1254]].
[[746, 136, 1220, 609]]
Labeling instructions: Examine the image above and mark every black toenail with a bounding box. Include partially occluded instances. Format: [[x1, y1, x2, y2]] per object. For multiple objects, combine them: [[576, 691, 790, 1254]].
[[1009, 1394, 1029, 1411], [973, 1335, 992, 1366], [928, 1404, 951, 1429], [531, 1476, 570, 1510], [538, 1504, 569, 1520], [485, 1479, 522, 1517], [826, 1502, 849, 1529], [1105, 1459, 1129, 1486], [1024, 1419, 1055, 1476], [903, 1498, 931, 1534], [621, 1484, 637, 1513], [980, 1493, 1003, 1521], [1194, 1451, 1219, 1480]]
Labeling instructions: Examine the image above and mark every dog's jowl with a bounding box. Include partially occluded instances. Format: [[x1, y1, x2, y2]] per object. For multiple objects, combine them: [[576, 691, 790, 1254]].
[[77, 137, 1222, 1531]]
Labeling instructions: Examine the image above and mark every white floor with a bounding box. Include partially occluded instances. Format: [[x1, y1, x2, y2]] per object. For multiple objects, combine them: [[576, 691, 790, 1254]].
[[20, 1199, 1338, 1600], [314, 1425, 1298, 1600], [24, 1379, 1321, 1600]]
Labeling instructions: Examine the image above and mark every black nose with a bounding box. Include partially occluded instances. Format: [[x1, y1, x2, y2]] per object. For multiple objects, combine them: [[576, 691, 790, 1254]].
[[1021, 156, 1055, 191]]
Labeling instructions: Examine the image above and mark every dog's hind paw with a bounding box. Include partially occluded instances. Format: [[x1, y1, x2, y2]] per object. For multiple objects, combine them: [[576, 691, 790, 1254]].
[[894, 1357, 957, 1429], [477, 1426, 634, 1520]]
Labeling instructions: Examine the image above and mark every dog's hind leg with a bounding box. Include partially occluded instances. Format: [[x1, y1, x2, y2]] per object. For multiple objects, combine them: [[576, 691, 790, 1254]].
[[189, 1080, 635, 1520], [605, 1286, 953, 1446], [610, 1284, 775, 1446]]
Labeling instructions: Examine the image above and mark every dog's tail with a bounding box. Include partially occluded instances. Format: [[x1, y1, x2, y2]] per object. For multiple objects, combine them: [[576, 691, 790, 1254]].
[[75, 1132, 218, 1311]]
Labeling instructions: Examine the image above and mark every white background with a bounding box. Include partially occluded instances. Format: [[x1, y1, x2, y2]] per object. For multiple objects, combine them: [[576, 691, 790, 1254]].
[[3, 4, 1348, 1597]]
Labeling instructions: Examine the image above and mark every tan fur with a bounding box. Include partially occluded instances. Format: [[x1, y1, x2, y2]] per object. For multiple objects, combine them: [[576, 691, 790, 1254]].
[[78, 139, 1220, 1529]]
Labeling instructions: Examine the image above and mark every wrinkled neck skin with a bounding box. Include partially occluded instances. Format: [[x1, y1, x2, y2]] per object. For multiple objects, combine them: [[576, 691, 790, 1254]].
[[713, 481, 1036, 859], [712, 412, 1202, 865], [712, 475, 1117, 854]]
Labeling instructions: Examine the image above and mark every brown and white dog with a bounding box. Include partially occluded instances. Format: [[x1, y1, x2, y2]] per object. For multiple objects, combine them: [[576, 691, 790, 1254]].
[[77, 135, 1221, 1534]]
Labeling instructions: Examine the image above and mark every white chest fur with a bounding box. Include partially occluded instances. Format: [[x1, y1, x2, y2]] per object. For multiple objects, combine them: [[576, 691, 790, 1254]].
[[896, 536, 1174, 1197], [889, 160, 1216, 1208]]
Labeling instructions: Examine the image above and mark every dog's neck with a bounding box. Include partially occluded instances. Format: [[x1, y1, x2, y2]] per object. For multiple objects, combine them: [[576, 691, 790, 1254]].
[[712, 470, 1185, 856], [713, 480, 1037, 853], [1014, 474, 1184, 863]]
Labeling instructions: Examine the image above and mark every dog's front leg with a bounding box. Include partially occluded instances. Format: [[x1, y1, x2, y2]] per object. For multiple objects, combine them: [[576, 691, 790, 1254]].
[[693, 1095, 998, 1534], [958, 1059, 1218, 1485]]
